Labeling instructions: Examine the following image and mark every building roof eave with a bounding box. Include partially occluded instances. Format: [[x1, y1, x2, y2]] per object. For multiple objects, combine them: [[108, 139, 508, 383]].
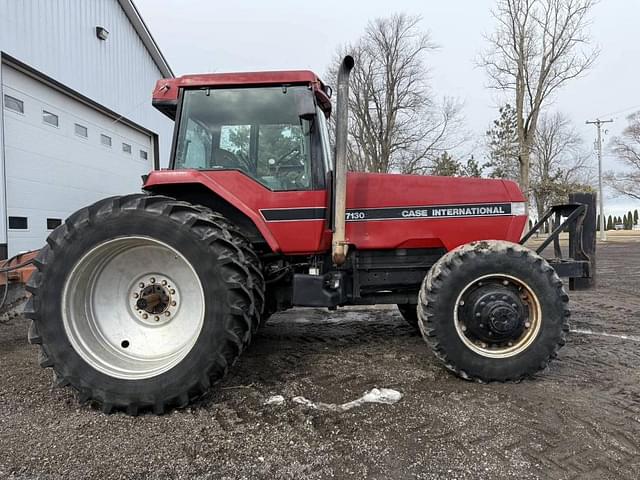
[[117, 0, 174, 79]]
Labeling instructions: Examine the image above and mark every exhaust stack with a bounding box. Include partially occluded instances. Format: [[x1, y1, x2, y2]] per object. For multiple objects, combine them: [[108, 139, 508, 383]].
[[332, 55, 355, 266]]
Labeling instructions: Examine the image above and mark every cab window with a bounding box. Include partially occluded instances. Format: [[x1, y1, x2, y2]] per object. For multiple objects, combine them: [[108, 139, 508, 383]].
[[174, 86, 315, 191]]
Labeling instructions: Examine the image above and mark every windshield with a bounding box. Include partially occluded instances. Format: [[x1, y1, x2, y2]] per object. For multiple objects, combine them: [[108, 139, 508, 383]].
[[174, 86, 314, 191]]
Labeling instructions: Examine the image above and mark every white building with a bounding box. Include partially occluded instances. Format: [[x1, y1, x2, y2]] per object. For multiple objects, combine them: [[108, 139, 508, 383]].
[[0, 0, 174, 257]]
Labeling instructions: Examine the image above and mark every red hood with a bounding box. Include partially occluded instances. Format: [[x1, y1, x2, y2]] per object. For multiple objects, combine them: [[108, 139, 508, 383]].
[[345, 172, 525, 208]]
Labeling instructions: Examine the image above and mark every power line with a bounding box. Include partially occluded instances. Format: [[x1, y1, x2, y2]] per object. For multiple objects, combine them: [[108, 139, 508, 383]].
[[586, 118, 614, 242], [597, 104, 640, 120]]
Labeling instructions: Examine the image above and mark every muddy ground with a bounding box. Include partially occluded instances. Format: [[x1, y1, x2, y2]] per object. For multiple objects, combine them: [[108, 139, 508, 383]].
[[1, 240, 640, 479]]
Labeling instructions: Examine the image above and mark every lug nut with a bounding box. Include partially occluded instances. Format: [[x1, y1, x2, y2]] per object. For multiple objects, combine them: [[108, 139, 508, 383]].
[[511, 303, 517, 308], [154, 316, 160, 322], [461, 325, 467, 332], [490, 295, 496, 300], [133, 293, 139, 298], [525, 322, 531, 328], [139, 282, 144, 288], [480, 301, 486, 306], [459, 300, 465, 306], [162, 280, 167, 285], [503, 280, 509, 286], [170, 289, 175, 295], [150, 277, 156, 283], [165, 311, 171, 317], [475, 312, 481, 317], [171, 301, 177, 306], [142, 313, 148, 319]]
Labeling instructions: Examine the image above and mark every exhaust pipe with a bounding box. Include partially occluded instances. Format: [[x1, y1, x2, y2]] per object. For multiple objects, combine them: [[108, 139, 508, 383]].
[[332, 55, 355, 266]]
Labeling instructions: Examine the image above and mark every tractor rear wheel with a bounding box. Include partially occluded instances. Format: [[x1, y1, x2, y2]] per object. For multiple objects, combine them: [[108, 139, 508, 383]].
[[397, 304, 419, 330], [417, 240, 569, 382], [191, 204, 265, 333], [25, 194, 262, 414]]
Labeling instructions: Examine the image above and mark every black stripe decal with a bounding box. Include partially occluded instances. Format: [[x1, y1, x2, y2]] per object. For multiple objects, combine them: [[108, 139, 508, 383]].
[[260, 203, 513, 222], [261, 208, 327, 222], [345, 203, 512, 222]]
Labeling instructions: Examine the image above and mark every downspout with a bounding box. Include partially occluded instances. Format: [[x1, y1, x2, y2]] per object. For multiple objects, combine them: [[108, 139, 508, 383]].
[[331, 55, 355, 266]]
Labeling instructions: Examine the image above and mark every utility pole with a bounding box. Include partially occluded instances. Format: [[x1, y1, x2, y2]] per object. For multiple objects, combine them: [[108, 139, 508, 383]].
[[586, 118, 613, 242]]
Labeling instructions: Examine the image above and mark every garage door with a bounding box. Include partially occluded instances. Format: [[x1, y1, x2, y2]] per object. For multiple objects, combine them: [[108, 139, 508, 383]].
[[2, 65, 154, 256]]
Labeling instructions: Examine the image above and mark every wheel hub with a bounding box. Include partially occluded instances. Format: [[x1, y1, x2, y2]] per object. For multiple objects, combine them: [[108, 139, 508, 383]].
[[488, 304, 520, 334], [458, 279, 531, 349], [130, 275, 180, 325]]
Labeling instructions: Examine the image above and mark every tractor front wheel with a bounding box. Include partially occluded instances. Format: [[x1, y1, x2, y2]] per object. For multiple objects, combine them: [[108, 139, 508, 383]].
[[417, 240, 569, 382], [26, 194, 262, 414]]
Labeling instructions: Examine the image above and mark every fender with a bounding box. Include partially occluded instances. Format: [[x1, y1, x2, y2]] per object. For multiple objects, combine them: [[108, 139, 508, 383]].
[[143, 170, 282, 252]]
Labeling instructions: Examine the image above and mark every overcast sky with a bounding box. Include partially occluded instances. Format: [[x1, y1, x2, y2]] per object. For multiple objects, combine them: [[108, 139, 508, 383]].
[[136, 0, 640, 217]]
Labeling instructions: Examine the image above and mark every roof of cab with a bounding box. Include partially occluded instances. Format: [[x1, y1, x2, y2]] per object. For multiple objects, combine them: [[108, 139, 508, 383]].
[[152, 70, 331, 119], [154, 70, 323, 102]]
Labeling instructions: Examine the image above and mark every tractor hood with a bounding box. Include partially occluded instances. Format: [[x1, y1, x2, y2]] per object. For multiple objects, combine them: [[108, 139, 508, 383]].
[[342, 172, 528, 250], [345, 172, 525, 211]]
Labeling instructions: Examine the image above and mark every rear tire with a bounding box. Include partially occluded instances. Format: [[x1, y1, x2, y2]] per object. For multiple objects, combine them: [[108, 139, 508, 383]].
[[191, 204, 265, 333], [25, 194, 263, 414], [418, 240, 569, 382]]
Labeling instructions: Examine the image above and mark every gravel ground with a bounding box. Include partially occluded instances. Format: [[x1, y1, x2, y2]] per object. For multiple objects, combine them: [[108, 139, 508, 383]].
[[2, 241, 640, 479]]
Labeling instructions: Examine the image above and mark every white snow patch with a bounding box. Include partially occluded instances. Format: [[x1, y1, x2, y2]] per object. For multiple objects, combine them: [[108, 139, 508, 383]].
[[291, 388, 402, 412], [264, 395, 285, 406], [571, 328, 640, 342]]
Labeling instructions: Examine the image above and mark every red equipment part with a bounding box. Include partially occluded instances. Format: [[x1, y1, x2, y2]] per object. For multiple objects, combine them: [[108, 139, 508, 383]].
[[144, 170, 527, 254]]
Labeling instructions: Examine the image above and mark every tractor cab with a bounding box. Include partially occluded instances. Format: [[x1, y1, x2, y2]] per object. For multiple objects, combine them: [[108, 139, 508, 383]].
[[152, 71, 334, 193]]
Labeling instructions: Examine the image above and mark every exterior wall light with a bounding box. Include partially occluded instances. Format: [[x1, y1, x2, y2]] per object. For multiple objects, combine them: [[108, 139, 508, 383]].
[[96, 26, 109, 41]]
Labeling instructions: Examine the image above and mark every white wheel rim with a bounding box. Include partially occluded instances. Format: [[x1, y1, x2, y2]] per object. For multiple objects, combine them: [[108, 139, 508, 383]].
[[62, 236, 205, 380], [453, 273, 542, 359]]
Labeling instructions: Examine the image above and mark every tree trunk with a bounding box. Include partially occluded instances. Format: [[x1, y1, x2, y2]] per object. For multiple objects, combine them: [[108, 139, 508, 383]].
[[534, 192, 546, 227]]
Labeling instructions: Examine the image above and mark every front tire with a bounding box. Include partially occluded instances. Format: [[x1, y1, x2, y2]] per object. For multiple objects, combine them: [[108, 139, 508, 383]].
[[418, 240, 569, 382], [26, 194, 262, 414]]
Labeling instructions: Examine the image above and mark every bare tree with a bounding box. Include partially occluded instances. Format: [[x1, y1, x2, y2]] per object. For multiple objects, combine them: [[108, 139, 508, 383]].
[[328, 13, 466, 174], [607, 111, 640, 200], [530, 112, 593, 220], [480, 0, 599, 211]]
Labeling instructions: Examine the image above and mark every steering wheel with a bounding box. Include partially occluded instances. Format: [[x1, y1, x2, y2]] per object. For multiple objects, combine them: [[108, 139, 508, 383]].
[[212, 148, 252, 173], [277, 148, 302, 166], [271, 148, 308, 189]]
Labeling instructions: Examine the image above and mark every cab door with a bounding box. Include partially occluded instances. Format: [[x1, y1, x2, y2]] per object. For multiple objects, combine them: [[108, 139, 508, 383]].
[[172, 86, 332, 254]]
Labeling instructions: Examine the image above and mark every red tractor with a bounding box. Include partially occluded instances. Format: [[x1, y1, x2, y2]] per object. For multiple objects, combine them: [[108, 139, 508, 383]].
[[25, 57, 595, 414]]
